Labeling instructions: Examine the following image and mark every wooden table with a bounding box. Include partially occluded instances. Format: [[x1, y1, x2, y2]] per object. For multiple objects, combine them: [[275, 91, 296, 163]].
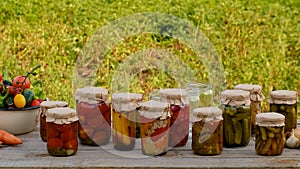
[[1, 125, 300, 169]]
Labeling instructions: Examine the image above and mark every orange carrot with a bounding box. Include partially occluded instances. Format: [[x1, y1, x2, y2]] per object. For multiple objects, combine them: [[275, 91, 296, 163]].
[[0, 129, 22, 145]]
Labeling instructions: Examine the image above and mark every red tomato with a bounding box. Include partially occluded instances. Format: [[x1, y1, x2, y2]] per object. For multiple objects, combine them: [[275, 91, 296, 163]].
[[7, 86, 22, 95], [12, 76, 30, 90], [30, 100, 40, 107], [47, 138, 63, 149]]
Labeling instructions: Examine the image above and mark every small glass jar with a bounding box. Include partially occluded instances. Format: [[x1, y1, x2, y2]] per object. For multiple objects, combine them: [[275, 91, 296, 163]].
[[255, 112, 285, 156], [39, 101, 68, 142], [159, 88, 190, 147], [139, 100, 171, 156], [112, 92, 142, 151], [46, 107, 79, 157], [268, 90, 298, 133], [192, 107, 223, 155], [220, 90, 251, 147], [74, 87, 111, 146], [234, 84, 265, 134]]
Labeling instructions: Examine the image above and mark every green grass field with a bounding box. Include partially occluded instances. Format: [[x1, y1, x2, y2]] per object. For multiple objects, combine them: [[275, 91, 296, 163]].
[[0, 0, 299, 112]]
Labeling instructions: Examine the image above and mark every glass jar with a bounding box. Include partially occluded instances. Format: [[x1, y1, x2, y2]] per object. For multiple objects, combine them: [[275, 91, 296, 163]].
[[220, 90, 251, 147], [159, 88, 190, 147], [74, 87, 111, 146], [192, 107, 223, 155], [234, 84, 265, 134], [268, 90, 298, 133], [255, 112, 285, 156], [139, 100, 171, 156], [112, 92, 142, 151], [39, 101, 68, 142], [46, 107, 79, 157]]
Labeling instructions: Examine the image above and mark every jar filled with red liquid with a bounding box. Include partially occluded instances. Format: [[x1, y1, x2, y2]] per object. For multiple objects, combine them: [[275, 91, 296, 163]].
[[159, 88, 190, 147], [139, 100, 171, 156], [112, 92, 142, 151], [74, 87, 111, 146], [46, 107, 79, 157], [39, 101, 68, 142]]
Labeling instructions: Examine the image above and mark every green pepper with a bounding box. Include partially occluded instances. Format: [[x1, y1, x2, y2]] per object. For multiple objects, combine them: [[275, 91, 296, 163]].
[[0, 85, 9, 108]]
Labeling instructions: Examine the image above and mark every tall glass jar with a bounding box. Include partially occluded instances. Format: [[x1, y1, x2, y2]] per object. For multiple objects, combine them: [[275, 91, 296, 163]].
[[139, 100, 171, 156], [268, 90, 298, 133], [39, 101, 68, 142], [192, 107, 223, 155], [255, 112, 285, 156], [46, 107, 79, 157], [234, 84, 265, 134], [220, 90, 251, 147], [112, 92, 142, 151], [75, 87, 111, 146], [159, 88, 190, 147]]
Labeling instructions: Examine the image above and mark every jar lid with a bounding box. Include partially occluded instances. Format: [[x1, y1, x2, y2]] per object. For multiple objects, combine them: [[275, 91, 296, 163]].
[[268, 90, 298, 104], [112, 92, 143, 112], [193, 107, 223, 122], [159, 88, 188, 105], [46, 107, 79, 124], [74, 87, 109, 104], [220, 89, 250, 106], [40, 101, 68, 108], [234, 84, 265, 102], [256, 112, 285, 127], [138, 100, 171, 120]]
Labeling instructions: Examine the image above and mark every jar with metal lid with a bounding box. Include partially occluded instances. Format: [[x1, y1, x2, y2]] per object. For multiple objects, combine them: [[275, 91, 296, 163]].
[[138, 100, 171, 156], [159, 88, 190, 147], [220, 90, 251, 147], [192, 107, 223, 155], [255, 112, 285, 156], [268, 90, 298, 133], [112, 92, 142, 151], [46, 107, 79, 156], [234, 84, 265, 134], [39, 101, 68, 142], [74, 87, 111, 146]]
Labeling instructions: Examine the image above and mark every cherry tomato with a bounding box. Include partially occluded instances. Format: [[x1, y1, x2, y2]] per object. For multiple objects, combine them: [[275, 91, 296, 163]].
[[30, 100, 40, 107], [12, 76, 30, 90]]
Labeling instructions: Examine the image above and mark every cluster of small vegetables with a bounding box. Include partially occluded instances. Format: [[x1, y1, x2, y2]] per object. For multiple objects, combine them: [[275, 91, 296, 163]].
[[0, 65, 46, 109]]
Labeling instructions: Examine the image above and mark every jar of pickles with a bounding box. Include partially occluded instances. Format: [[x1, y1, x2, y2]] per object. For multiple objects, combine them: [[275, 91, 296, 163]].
[[268, 90, 298, 133], [139, 100, 171, 156], [39, 101, 68, 142], [75, 87, 111, 146], [159, 88, 190, 147], [46, 107, 79, 157], [112, 92, 143, 151], [220, 90, 251, 147], [234, 84, 265, 134], [255, 112, 285, 156], [192, 107, 223, 155]]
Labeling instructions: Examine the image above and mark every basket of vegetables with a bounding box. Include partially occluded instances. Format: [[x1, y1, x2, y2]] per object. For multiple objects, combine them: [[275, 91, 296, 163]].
[[0, 65, 46, 135]]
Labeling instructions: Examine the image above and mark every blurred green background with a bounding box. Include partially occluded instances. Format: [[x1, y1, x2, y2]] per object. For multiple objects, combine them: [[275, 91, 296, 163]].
[[0, 0, 299, 113]]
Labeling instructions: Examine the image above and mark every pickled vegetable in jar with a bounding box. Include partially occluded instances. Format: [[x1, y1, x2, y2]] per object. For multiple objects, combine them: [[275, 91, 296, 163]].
[[46, 107, 79, 157], [159, 88, 190, 147], [234, 84, 265, 134], [268, 90, 298, 133], [220, 90, 251, 147], [39, 101, 68, 142], [74, 87, 111, 146], [192, 107, 223, 155], [255, 112, 285, 156], [112, 92, 142, 151], [139, 100, 171, 156]]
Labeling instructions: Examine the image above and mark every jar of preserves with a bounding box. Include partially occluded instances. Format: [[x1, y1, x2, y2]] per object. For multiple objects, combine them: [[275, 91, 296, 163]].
[[39, 101, 68, 142], [74, 87, 111, 146], [46, 107, 79, 157], [255, 112, 285, 156], [139, 100, 171, 156], [192, 107, 223, 155], [268, 90, 298, 133], [112, 92, 143, 151], [234, 84, 265, 134], [220, 89, 251, 147], [159, 88, 190, 147]]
